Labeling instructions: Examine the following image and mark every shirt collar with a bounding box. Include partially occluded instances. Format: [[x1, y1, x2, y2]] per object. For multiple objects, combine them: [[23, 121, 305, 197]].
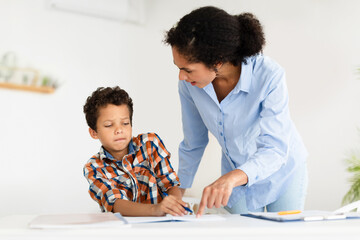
[[99, 147, 115, 161], [233, 56, 254, 94], [99, 138, 139, 161], [128, 138, 139, 154]]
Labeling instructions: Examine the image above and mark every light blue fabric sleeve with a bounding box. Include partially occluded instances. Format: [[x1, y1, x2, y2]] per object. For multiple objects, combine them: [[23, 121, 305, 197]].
[[178, 81, 209, 188], [238, 69, 292, 186]]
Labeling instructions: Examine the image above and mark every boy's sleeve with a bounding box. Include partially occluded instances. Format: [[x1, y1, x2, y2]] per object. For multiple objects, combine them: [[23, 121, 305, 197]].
[[83, 158, 130, 212], [151, 133, 180, 192]]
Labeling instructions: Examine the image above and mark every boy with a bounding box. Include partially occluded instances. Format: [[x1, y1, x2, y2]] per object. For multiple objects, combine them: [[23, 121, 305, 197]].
[[83, 86, 188, 216]]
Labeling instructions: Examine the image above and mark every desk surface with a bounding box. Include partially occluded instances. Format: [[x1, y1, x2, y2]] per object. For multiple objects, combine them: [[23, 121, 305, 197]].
[[1, 214, 360, 240]]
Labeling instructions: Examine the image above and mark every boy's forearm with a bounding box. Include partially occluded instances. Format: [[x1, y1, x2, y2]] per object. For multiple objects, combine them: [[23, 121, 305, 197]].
[[113, 187, 184, 216], [113, 187, 188, 216], [167, 186, 183, 199], [113, 199, 159, 216]]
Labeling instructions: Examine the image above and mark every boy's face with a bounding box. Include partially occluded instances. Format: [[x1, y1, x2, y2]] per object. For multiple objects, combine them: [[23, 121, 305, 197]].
[[89, 104, 132, 160]]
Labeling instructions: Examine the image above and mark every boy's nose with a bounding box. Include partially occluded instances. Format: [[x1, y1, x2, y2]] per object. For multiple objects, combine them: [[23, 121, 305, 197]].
[[115, 127, 122, 134]]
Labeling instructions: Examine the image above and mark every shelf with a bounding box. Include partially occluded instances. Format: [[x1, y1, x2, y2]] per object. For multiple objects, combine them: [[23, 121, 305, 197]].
[[0, 82, 55, 94]]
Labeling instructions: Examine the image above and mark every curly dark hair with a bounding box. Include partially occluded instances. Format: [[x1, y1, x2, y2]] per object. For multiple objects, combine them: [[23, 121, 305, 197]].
[[164, 6, 265, 68], [83, 86, 133, 131]]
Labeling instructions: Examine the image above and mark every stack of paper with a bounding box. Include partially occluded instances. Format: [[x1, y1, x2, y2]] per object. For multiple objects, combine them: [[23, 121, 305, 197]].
[[29, 212, 129, 229]]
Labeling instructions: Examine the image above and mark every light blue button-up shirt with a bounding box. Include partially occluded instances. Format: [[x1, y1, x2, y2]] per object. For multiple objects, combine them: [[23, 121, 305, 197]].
[[178, 54, 307, 210]]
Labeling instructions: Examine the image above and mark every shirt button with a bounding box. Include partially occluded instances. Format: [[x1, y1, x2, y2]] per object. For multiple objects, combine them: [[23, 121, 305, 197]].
[[220, 132, 223, 136], [219, 122, 222, 125]]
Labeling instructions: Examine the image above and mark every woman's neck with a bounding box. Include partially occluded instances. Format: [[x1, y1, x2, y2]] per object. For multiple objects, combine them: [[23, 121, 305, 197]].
[[212, 63, 241, 102]]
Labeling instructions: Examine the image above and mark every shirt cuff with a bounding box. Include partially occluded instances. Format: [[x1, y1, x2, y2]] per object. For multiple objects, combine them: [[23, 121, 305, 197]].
[[177, 170, 195, 189], [102, 190, 128, 212], [158, 174, 181, 193], [237, 161, 260, 187]]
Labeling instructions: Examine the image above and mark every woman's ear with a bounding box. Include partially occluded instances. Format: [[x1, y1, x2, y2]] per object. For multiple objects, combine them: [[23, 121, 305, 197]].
[[89, 128, 98, 139], [214, 62, 223, 72]]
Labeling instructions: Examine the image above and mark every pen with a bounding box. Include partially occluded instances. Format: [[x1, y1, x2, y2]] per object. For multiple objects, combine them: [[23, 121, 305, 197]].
[[163, 192, 193, 213], [277, 210, 302, 215]]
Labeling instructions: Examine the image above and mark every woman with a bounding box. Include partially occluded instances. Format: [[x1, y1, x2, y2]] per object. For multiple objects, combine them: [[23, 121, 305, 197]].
[[164, 6, 308, 216]]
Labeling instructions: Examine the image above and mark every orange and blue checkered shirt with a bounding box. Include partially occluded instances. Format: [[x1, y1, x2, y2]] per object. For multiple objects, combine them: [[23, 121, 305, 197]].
[[83, 133, 180, 212]]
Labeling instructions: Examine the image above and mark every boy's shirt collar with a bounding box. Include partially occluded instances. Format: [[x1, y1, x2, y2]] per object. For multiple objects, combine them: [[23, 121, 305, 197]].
[[99, 138, 139, 161]]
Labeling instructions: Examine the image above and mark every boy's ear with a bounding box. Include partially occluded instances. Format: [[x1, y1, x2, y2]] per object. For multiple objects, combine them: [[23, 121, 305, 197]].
[[89, 128, 99, 139]]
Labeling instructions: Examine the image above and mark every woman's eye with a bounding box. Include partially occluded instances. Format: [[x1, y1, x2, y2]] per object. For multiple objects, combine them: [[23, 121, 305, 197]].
[[123, 122, 130, 125], [105, 125, 112, 128]]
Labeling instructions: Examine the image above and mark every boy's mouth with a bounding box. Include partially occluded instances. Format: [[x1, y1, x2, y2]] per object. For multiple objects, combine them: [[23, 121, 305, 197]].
[[115, 138, 126, 142]]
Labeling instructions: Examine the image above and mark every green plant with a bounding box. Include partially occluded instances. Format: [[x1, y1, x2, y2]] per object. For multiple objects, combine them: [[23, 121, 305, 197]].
[[342, 148, 360, 205], [342, 68, 360, 205]]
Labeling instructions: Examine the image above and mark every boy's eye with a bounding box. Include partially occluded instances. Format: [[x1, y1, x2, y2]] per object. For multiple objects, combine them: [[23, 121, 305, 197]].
[[123, 122, 130, 125], [105, 124, 112, 127]]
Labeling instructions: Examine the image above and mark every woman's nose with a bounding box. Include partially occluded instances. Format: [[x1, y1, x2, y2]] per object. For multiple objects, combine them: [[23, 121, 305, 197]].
[[179, 70, 187, 81]]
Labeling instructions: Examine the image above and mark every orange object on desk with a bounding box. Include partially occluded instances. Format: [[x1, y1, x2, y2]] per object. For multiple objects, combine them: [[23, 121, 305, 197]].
[[277, 210, 302, 215]]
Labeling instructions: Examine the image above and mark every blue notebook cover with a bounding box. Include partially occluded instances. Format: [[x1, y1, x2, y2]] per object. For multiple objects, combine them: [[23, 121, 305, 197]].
[[241, 210, 360, 222]]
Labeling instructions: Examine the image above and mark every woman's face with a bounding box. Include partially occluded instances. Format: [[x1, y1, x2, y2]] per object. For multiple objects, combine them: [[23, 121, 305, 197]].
[[172, 47, 217, 88]]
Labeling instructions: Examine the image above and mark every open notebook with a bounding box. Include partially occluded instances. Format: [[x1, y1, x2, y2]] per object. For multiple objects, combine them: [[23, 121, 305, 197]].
[[124, 214, 226, 224], [28, 212, 129, 229]]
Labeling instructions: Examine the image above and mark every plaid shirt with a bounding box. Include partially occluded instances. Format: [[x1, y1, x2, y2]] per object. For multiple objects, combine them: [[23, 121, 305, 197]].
[[83, 133, 180, 212]]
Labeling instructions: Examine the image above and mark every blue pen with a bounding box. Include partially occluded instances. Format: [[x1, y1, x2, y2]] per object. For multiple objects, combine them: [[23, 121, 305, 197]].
[[163, 192, 193, 213]]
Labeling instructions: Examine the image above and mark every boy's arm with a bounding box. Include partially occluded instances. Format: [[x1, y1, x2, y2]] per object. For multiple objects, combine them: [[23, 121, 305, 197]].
[[166, 186, 183, 199], [178, 188, 186, 197], [113, 194, 187, 216]]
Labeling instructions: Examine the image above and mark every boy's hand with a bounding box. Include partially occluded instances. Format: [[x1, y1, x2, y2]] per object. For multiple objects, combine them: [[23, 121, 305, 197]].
[[154, 195, 188, 216]]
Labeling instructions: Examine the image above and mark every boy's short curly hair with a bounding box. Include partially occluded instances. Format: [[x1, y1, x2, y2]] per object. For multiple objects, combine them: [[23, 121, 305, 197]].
[[83, 86, 133, 131]]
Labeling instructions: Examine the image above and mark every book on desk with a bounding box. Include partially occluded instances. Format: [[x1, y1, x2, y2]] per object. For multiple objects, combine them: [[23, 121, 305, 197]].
[[242, 210, 360, 222], [124, 214, 226, 224], [242, 200, 360, 222], [28, 212, 226, 228]]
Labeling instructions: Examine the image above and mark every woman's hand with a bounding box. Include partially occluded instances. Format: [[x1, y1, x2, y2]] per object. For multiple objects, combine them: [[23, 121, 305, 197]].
[[196, 169, 248, 217], [153, 195, 188, 216]]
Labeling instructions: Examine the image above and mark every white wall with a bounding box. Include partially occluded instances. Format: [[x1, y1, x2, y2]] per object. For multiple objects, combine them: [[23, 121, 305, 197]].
[[0, 0, 360, 218]]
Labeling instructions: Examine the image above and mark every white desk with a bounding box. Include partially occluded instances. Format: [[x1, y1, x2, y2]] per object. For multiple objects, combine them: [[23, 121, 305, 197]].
[[1, 214, 360, 240]]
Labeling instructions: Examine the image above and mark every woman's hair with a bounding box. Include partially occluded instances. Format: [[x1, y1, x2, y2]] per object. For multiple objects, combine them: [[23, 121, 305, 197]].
[[164, 6, 265, 68], [83, 86, 133, 131]]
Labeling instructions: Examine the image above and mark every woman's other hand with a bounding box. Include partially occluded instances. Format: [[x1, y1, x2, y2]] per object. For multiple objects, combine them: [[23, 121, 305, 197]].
[[196, 169, 248, 217]]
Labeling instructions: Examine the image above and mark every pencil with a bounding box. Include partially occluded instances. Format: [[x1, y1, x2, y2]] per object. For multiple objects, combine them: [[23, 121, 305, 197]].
[[277, 210, 302, 215]]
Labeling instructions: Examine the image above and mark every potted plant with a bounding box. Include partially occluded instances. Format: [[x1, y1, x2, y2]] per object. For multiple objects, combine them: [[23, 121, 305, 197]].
[[342, 67, 360, 205], [342, 138, 360, 205]]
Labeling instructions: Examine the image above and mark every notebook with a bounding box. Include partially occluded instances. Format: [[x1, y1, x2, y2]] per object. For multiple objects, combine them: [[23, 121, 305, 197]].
[[242, 210, 360, 222], [124, 214, 226, 224], [29, 212, 130, 229]]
